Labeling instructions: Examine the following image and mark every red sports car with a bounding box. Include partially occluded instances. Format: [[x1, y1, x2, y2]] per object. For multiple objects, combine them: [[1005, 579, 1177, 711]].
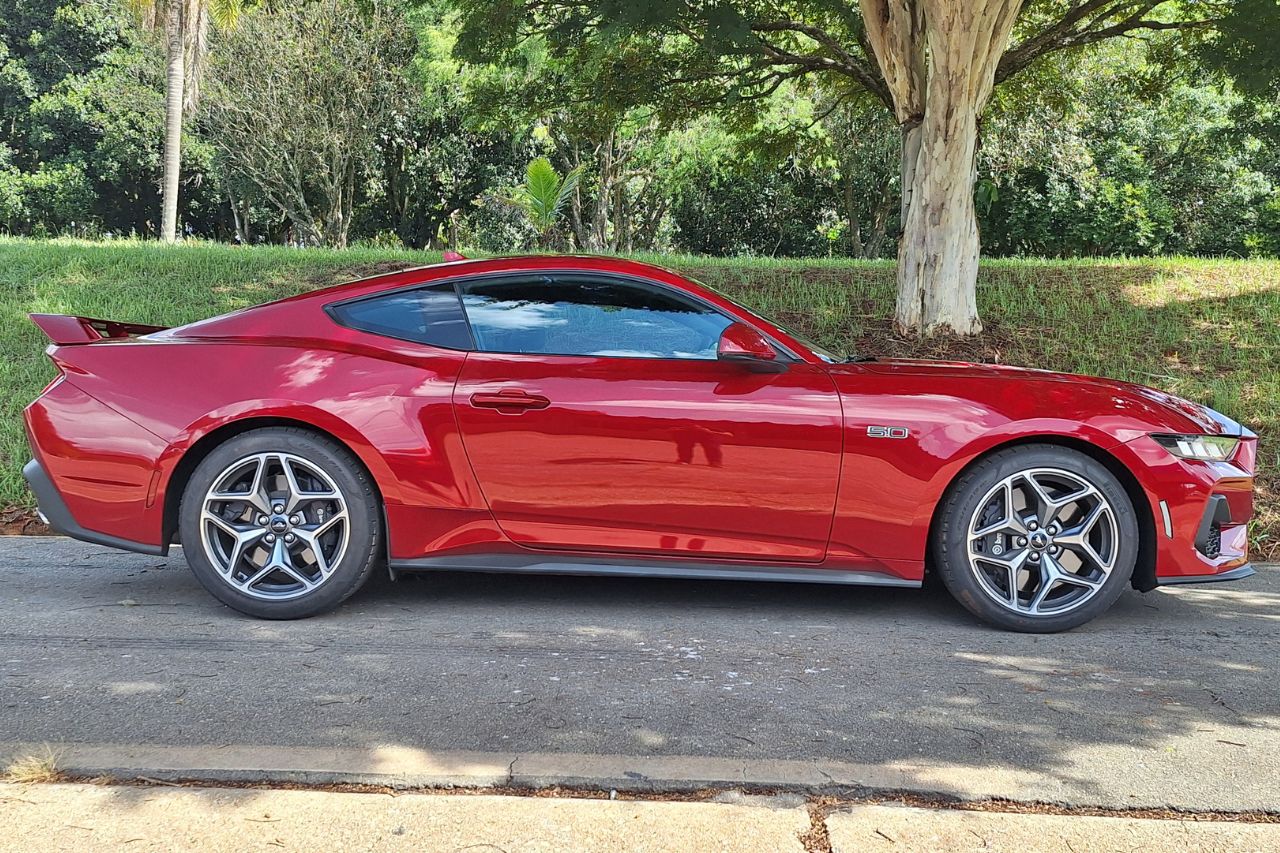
[[23, 256, 1256, 631]]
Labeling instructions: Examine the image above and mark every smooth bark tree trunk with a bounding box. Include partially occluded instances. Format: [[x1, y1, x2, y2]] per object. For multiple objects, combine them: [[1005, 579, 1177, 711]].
[[160, 1, 185, 243], [227, 190, 247, 243], [861, 0, 1021, 336], [898, 120, 922, 226], [895, 97, 981, 334]]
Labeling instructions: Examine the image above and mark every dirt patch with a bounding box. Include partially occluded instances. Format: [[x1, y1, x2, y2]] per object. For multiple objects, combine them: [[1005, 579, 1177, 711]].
[[799, 801, 834, 852], [1, 506, 48, 536]]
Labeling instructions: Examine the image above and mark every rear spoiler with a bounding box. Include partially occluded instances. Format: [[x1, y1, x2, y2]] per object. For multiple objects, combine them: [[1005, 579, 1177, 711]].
[[29, 313, 167, 345]]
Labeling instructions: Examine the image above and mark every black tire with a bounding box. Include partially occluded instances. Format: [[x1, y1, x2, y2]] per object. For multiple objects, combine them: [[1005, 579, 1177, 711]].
[[178, 427, 382, 619], [933, 444, 1138, 633]]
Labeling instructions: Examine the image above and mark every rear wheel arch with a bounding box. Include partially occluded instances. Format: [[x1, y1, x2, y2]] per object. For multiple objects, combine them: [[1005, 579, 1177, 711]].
[[927, 435, 1157, 592], [162, 417, 386, 551]]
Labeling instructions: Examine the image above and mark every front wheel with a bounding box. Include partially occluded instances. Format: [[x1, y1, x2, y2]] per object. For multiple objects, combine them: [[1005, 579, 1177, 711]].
[[933, 445, 1139, 633], [178, 427, 382, 619]]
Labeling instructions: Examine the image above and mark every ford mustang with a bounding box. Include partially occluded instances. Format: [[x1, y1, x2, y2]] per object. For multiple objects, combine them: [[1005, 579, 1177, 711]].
[[22, 255, 1256, 631]]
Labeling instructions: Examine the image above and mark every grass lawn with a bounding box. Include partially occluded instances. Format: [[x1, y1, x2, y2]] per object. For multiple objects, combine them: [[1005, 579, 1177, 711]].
[[2, 237, 1277, 559]]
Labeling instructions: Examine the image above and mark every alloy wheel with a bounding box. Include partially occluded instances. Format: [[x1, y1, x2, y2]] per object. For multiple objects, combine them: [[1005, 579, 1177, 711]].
[[199, 452, 350, 601], [966, 467, 1119, 617]]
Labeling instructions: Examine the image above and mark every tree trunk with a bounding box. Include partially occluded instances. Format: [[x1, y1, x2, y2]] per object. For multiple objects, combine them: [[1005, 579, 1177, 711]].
[[866, 177, 894, 258], [861, 0, 1021, 336], [227, 190, 247, 243], [160, 1, 185, 244], [898, 120, 922, 225], [895, 98, 981, 334], [843, 179, 863, 257]]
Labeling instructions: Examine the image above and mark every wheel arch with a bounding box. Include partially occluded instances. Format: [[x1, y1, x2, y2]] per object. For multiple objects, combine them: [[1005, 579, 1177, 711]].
[[926, 434, 1157, 592], [161, 417, 387, 554]]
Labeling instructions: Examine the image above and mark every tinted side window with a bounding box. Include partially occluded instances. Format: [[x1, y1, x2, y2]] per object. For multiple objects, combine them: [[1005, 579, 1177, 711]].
[[459, 276, 733, 359], [330, 283, 472, 349]]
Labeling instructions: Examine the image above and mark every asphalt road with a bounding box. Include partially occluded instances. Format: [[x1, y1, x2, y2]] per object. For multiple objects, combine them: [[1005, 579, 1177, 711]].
[[2, 537, 1277, 811]]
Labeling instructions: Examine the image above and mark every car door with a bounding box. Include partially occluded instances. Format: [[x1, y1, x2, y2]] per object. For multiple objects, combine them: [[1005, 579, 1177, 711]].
[[451, 272, 843, 563]]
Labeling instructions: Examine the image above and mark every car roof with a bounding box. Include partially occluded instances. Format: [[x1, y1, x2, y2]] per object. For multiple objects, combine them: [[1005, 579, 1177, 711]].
[[295, 255, 699, 304], [157, 253, 826, 364], [160, 254, 733, 341]]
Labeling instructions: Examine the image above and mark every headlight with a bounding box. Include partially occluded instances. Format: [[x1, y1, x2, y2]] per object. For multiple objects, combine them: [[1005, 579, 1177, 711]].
[[1152, 434, 1239, 461]]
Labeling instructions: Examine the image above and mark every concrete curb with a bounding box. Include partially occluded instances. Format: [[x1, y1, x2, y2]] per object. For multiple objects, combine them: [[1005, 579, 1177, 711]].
[[2, 741, 1055, 802]]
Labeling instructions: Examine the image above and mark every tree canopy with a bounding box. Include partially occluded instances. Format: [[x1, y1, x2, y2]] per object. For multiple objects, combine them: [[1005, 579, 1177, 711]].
[[0, 0, 1276, 267]]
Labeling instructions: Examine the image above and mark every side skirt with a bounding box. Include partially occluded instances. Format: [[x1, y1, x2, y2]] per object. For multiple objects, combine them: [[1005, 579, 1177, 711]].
[[390, 553, 921, 588]]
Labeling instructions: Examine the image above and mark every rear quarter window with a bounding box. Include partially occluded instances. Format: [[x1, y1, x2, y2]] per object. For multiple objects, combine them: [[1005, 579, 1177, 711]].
[[329, 283, 472, 349]]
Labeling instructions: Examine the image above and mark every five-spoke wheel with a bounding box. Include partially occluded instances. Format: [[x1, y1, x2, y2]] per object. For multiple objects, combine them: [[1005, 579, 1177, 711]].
[[935, 445, 1138, 632], [967, 468, 1118, 617], [200, 452, 351, 601], [180, 427, 381, 619]]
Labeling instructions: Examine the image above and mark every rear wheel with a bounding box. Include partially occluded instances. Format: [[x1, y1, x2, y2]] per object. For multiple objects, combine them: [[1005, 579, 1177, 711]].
[[178, 427, 381, 619], [933, 445, 1138, 632]]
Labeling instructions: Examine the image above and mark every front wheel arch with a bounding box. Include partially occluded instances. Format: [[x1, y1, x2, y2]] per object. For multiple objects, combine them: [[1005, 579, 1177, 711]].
[[927, 435, 1157, 592]]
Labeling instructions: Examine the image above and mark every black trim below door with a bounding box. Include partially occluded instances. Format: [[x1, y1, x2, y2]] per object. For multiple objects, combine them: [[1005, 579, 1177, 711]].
[[391, 553, 921, 588]]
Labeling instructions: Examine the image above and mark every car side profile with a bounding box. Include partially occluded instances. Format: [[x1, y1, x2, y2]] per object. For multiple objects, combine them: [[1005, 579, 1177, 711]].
[[23, 255, 1256, 631]]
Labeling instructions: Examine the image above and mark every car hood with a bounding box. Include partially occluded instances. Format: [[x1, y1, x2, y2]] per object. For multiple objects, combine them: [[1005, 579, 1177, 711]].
[[837, 358, 1244, 437]]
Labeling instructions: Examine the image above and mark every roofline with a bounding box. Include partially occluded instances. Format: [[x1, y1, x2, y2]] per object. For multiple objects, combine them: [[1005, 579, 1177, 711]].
[[354, 253, 683, 281]]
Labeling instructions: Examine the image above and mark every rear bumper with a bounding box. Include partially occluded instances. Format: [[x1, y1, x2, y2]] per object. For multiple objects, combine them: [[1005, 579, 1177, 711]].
[[23, 459, 166, 556], [23, 376, 170, 556]]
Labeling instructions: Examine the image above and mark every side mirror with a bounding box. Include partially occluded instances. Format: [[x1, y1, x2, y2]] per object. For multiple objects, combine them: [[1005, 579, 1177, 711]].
[[717, 323, 787, 373]]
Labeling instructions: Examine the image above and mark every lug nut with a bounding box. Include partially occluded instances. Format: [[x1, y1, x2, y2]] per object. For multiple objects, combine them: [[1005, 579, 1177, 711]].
[[1050, 545, 1060, 555], [1048, 524, 1059, 535], [1028, 521, 1038, 531], [289, 514, 301, 525], [257, 514, 268, 525], [272, 503, 285, 514], [264, 533, 276, 544], [1029, 552, 1041, 562], [1017, 537, 1028, 547], [285, 533, 296, 544]]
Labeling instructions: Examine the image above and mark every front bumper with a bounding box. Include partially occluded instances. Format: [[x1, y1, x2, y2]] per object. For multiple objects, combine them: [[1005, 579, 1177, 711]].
[[1156, 564, 1256, 586], [1124, 433, 1256, 587], [23, 458, 166, 556]]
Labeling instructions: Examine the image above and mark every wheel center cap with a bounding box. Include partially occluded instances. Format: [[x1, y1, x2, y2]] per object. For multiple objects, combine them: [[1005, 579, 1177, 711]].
[[270, 517, 289, 533], [1029, 531, 1050, 550]]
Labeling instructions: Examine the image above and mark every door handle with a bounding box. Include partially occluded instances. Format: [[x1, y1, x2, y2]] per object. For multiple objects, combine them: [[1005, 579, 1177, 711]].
[[469, 389, 551, 412]]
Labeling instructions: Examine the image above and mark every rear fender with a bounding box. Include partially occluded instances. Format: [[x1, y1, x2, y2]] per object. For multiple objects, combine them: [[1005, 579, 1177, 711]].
[[154, 400, 403, 516]]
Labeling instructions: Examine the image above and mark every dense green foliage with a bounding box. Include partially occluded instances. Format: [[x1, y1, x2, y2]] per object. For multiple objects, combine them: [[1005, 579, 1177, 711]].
[[0, 1, 1277, 257], [1, 239, 1277, 556]]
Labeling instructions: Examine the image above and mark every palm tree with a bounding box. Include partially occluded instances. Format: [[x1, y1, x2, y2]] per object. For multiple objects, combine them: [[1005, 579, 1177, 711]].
[[132, 0, 245, 243], [513, 157, 584, 249]]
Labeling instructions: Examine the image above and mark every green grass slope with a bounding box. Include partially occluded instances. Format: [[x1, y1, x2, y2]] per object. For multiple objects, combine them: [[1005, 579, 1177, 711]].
[[2, 238, 1276, 559]]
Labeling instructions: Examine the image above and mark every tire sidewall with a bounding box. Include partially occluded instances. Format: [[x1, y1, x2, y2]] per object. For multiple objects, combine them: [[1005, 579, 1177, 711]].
[[935, 445, 1139, 633], [179, 428, 381, 619]]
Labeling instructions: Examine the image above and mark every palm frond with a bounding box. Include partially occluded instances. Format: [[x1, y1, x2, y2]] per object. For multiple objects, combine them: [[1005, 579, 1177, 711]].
[[554, 165, 584, 221], [524, 157, 561, 230], [207, 0, 246, 30]]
